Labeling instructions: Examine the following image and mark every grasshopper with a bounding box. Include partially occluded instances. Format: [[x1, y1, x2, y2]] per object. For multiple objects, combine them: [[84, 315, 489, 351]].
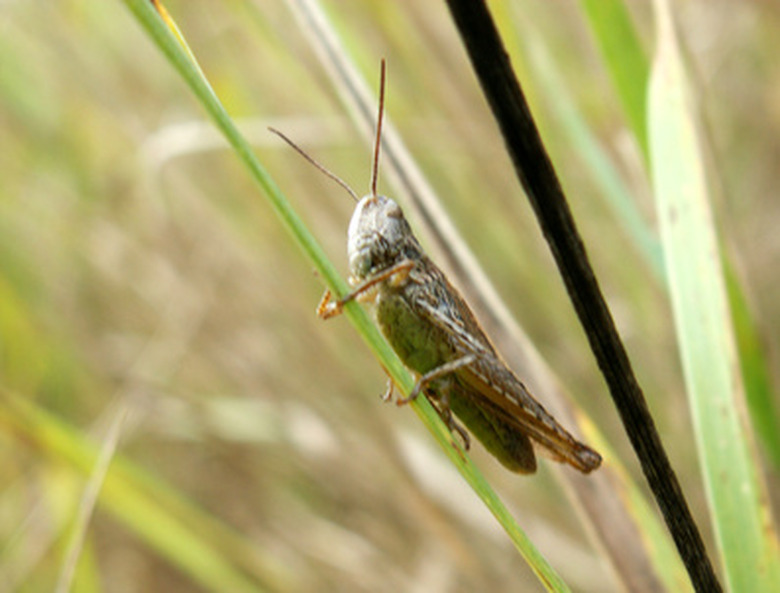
[[271, 61, 601, 474]]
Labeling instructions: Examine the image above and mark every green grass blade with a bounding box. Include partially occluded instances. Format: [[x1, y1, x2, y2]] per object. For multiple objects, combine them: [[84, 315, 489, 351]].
[[55, 403, 126, 593], [0, 392, 269, 593], [121, 0, 341, 296], [648, 4, 780, 591], [579, 0, 650, 160], [726, 262, 780, 468], [521, 28, 663, 279], [120, 1, 572, 589], [581, 0, 780, 471]]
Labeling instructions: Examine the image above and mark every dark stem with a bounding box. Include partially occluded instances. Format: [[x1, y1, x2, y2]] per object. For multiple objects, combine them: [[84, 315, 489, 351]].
[[443, 1, 722, 592]]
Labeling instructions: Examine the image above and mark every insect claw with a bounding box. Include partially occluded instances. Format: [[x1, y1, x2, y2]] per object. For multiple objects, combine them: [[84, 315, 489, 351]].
[[395, 382, 422, 406], [381, 378, 395, 402], [316, 290, 345, 319], [316, 290, 333, 317], [451, 421, 471, 451], [436, 394, 470, 450]]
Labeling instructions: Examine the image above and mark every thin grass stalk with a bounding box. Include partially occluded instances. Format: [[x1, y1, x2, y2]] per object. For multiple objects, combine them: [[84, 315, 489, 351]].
[[648, 1, 780, 591], [121, 0, 574, 590]]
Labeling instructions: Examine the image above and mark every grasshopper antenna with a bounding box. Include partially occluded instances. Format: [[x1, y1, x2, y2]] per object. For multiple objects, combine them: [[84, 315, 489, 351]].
[[268, 126, 359, 203], [369, 59, 386, 199]]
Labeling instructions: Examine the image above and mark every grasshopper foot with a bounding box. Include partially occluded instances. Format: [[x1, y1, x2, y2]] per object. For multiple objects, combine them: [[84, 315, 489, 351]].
[[316, 290, 343, 319], [438, 400, 471, 450], [381, 377, 395, 402]]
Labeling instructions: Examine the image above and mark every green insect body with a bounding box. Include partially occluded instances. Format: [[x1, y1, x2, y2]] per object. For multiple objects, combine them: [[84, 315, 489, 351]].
[[275, 60, 601, 474], [330, 192, 600, 474]]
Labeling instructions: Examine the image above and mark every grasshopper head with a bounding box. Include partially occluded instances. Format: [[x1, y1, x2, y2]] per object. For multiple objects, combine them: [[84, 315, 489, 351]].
[[347, 194, 416, 282]]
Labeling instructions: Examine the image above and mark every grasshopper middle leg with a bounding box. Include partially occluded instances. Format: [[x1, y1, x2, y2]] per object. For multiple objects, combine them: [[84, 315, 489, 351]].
[[396, 354, 477, 449]]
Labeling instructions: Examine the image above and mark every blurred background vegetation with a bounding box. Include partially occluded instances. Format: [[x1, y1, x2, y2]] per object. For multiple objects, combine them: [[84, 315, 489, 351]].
[[1, 0, 778, 591]]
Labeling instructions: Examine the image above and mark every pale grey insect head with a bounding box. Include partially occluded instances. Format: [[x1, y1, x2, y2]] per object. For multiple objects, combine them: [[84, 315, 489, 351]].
[[347, 194, 411, 281]]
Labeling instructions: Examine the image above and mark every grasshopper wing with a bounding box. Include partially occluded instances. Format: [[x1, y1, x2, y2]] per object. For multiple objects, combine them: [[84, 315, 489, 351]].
[[410, 272, 601, 473]]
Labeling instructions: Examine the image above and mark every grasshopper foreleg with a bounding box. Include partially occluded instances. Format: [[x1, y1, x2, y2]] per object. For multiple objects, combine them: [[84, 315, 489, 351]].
[[317, 260, 415, 319]]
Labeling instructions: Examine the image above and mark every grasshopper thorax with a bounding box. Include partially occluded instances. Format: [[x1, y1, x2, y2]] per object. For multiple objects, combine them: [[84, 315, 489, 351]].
[[347, 194, 416, 282]]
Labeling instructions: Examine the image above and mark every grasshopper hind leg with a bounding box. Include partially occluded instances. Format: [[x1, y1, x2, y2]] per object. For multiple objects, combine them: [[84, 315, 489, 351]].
[[427, 377, 537, 473], [426, 385, 472, 451]]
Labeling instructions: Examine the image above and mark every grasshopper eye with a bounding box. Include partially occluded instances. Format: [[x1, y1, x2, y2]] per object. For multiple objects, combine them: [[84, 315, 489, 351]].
[[386, 201, 403, 219]]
